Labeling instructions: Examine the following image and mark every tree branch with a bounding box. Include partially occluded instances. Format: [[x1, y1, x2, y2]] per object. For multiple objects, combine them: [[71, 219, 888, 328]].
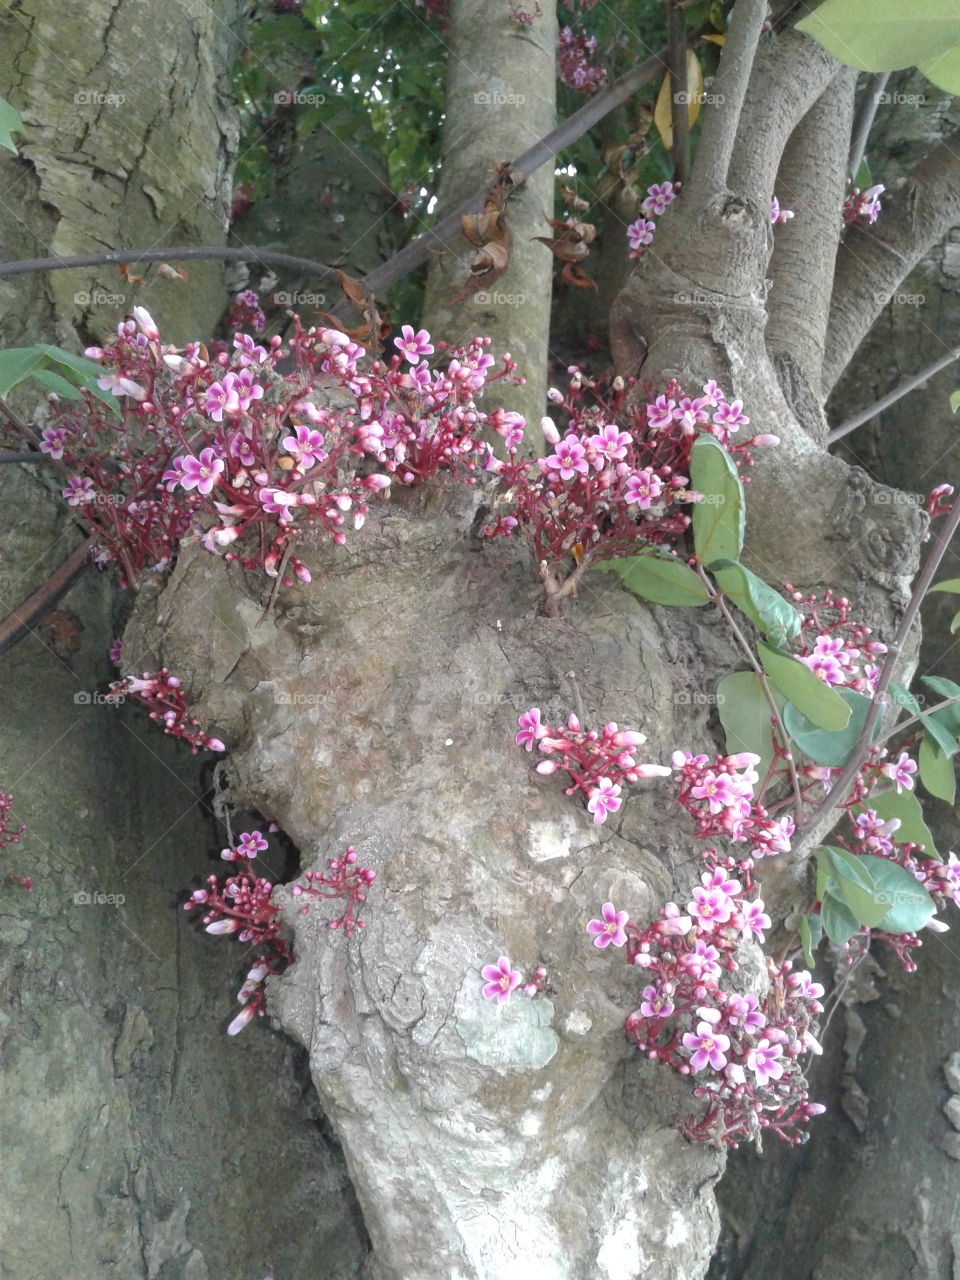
[[766, 68, 857, 419], [0, 245, 343, 284], [828, 347, 960, 444], [791, 495, 960, 856], [684, 0, 768, 205], [0, 535, 97, 657], [847, 71, 889, 179], [725, 29, 843, 208], [823, 134, 960, 394], [666, 1, 690, 187]]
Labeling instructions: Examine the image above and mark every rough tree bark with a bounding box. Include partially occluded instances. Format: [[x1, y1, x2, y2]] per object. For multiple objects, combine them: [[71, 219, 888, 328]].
[[0, 4, 365, 1277], [420, 0, 557, 425]]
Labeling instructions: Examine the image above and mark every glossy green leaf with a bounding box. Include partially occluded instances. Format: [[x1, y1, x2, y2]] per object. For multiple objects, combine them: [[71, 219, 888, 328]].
[[819, 848, 893, 928], [783, 688, 876, 765], [860, 787, 938, 857], [920, 709, 957, 757], [30, 368, 85, 400], [919, 734, 956, 803], [0, 347, 48, 397], [930, 577, 960, 593], [0, 95, 22, 155], [758, 642, 851, 731], [592, 553, 710, 607], [798, 913, 823, 966], [690, 436, 744, 565], [709, 559, 802, 646], [818, 844, 876, 892], [796, 0, 960, 92], [820, 890, 862, 947], [888, 681, 922, 717], [857, 855, 937, 933], [716, 671, 778, 783]]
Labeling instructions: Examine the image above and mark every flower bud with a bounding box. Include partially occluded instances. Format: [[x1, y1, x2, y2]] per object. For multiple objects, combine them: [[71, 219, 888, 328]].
[[540, 416, 560, 444]]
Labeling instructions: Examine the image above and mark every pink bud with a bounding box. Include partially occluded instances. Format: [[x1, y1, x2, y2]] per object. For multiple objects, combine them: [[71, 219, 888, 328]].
[[535, 760, 559, 774], [540, 415, 560, 444], [567, 713, 580, 732], [633, 763, 672, 778], [206, 918, 241, 934], [206, 739, 226, 753], [227, 1004, 257, 1036], [748, 434, 780, 447]]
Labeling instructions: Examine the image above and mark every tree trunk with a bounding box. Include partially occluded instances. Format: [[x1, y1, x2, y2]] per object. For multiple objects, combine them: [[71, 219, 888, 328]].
[[0, 4, 366, 1276], [420, 0, 557, 426]]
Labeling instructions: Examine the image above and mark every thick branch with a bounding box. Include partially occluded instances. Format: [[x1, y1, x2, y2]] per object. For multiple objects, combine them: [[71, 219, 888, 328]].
[[725, 30, 842, 207], [684, 0, 767, 204], [847, 71, 889, 178], [766, 68, 857, 421], [823, 134, 960, 394]]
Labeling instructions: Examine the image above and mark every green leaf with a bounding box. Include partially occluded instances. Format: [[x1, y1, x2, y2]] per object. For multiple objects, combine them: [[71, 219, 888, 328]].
[[783, 687, 876, 765], [919, 734, 956, 803], [709, 559, 802, 646], [859, 787, 938, 856], [920, 676, 960, 740], [0, 95, 23, 154], [950, 390, 960, 415], [820, 890, 862, 947], [592, 552, 710, 606], [798, 913, 822, 966], [30, 368, 85, 400], [33, 344, 120, 419], [930, 577, 960, 593], [952, 610, 960, 635], [818, 847, 892, 928], [690, 435, 744, 565], [852, 157, 872, 190], [920, 673, 960, 704], [818, 844, 877, 892], [856, 855, 937, 933], [920, 709, 957, 757], [0, 347, 49, 397], [889, 681, 922, 716], [796, 0, 960, 92], [758, 642, 852, 731], [716, 671, 778, 783]]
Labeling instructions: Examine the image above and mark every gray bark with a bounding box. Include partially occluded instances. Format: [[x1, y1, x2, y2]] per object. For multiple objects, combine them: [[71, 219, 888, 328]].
[[420, 0, 557, 427], [0, 3, 365, 1276]]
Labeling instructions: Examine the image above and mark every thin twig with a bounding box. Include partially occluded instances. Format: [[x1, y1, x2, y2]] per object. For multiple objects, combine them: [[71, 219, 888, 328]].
[[565, 671, 585, 726], [874, 694, 960, 749], [828, 347, 960, 444], [0, 395, 43, 450], [847, 71, 889, 179], [0, 245, 342, 284], [667, 1, 690, 186], [0, 535, 98, 657], [792, 496, 960, 854], [698, 566, 804, 815], [0, 451, 54, 464]]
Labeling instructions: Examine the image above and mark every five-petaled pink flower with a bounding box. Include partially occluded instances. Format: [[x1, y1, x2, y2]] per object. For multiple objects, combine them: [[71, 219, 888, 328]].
[[62, 475, 95, 505], [688, 885, 735, 929], [682, 1008, 730, 1072], [205, 377, 240, 422], [639, 983, 675, 1018], [516, 708, 547, 751], [543, 435, 589, 481], [587, 777, 622, 823], [641, 182, 677, 217], [395, 325, 434, 362], [587, 424, 631, 467], [746, 1038, 784, 1086], [881, 751, 917, 794], [481, 955, 522, 1003], [237, 830, 269, 858], [283, 423, 327, 469], [178, 448, 225, 496], [586, 901, 629, 948], [623, 468, 663, 508]]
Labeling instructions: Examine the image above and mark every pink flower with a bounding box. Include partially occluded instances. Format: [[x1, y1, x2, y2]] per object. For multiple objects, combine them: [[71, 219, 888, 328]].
[[738, 898, 771, 942], [642, 181, 677, 217], [623, 467, 663, 508], [177, 448, 225, 496], [586, 901, 629, 948], [586, 777, 622, 823], [787, 970, 825, 1009], [481, 955, 522, 1003], [688, 885, 735, 929], [770, 196, 794, 224], [682, 1008, 730, 1071], [587, 423, 631, 466], [646, 395, 676, 431], [691, 771, 740, 814], [724, 991, 764, 1031], [543, 434, 589, 481], [626, 217, 656, 252], [232, 368, 264, 412], [680, 939, 721, 980], [881, 751, 918, 794], [237, 830, 268, 858], [96, 370, 146, 399], [62, 476, 95, 505], [712, 400, 749, 432], [40, 426, 70, 459], [516, 708, 547, 751], [639, 983, 675, 1017], [395, 325, 434, 362], [282, 423, 327, 468], [746, 1038, 784, 1086], [660, 902, 693, 935]]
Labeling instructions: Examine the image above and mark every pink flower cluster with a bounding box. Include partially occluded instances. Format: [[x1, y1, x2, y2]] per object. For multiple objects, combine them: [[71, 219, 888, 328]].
[[589, 853, 826, 1147], [788, 586, 887, 694], [843, 183, 884, 226], [107, 668, 226, 753], [481, 957, 549, 1002], [557, 25, 607, 93], [673, 750, 795, 855], [226, 289, 266, 333], [517, 708, 672, 823], [46, 307, 516, 587], [185, 835, 375, 1034], [484, 372, 777, 609], [0, 790, 25, 849], [770, 196, 794, 224], [626, 182, 681, 258]]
